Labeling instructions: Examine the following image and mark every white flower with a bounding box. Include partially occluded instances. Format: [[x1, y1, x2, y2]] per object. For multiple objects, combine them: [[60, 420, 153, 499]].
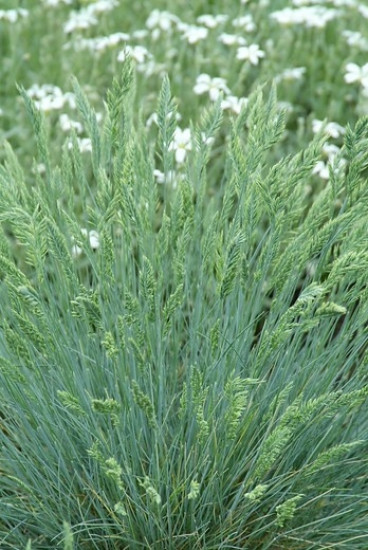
[[293, 0, 355, 5], [343, 31, 368, 51], [313, 150, 346, 180], [232, 15, 256, 32], [169, 128, 192, 163], [146, 9, 179, 31], [78, 138, 92, 153], [71, 244, 83, 258], [146, 10, 179, 40], [180, 24, 208, 44], [358, 4, 368, 18], [68, 138, 92, 153], [0, 9, 28, 22], [270, 7, 339, 28], [312, 119, 345, 138], [196, 14, 228, 28], [32, 163, 46, 175], [44, 0, 73, 6], [63, 10, 98, 33], [88, 230, 100, 249], [138, 60, 158, 75], [65, 92, 77, 110], [236, 44, 265, 65], [117, 45, 151, 64], [59, 114, 83, 134], [146, 113, 158, 128], [72, 32, 130, 53], [63, 1, 115, 33], [193, 73, 230, 101], [218, 33, 246, 46], [87, 1, 118, 15], [27, 83, 59, 99], [153, 169, 181, 188], [344, 63, 368, 88], [132, 29, 148, 40], [26, 84, 74, 112], [275, 67, 306, 82], [42, 95, 65, 111], [322, 143, 340, 158], [199, 133, 215, 148], [344, 63, 362, 83], [221, 95, 248, 114], [106, 32, 129, 46], [154, 169, 167, 184], [313, 160, 330, 180], [71, 228, 100, 258]]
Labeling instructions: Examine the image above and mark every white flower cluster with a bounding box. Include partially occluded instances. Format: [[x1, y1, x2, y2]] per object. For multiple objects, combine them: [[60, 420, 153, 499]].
[[236, 44, 265, 65], [61, 112, 103, 153], [168, 128, 192, 164], [342, 30, 368, 51], [359, 4, 368, 18], [24, 85, 96, 155], [313, 146, 346, 180], [43, 0, 73, 6], [210, 30, 265, 63], [67, 138, 93, 154], [275, 67, 306, 83], [0, 9, 28, 22], [218, 33, 246, 46], [64, 11, 98, 34], [146, 10, 180, 40], [117, 45, 153, 73], [71, 229, 100, 258], [197, 14, 228, 28], [232, 14, 256, 32], [154, 125, 215, 167], [84, 0, 118, 14], [270, 7, 339, 27], [59, 114, 83, 134], [312, 119, 345, 139], [193, 74, 230, 101], [64, 0, 118, 34], [292, 0, 356, 5], [192, 36, 264, 114], [145, 9, 230, 46], [344, 62, 368, 93], [62, 8, 264, 81], [193, 74, 248, 115], [153, 169, 183, 189], [221, 95, 248, 114], [26, 84, 76, 112], [312, 119, 346, 180], [67, 32, 130, 53], [166, 60, 256, 166], [178, 24, 209, 44]]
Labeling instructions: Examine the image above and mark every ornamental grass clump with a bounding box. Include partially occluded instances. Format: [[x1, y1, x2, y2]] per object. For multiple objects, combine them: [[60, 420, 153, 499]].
[[0, 61, 367, 549]]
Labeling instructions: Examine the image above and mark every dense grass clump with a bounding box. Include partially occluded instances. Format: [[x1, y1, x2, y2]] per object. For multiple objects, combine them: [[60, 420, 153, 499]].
[[0, 62, 367, 548]]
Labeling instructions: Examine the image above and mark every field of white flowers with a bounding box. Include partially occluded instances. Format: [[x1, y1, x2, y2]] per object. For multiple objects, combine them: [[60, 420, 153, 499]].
[[0, 1, 368, 549]]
